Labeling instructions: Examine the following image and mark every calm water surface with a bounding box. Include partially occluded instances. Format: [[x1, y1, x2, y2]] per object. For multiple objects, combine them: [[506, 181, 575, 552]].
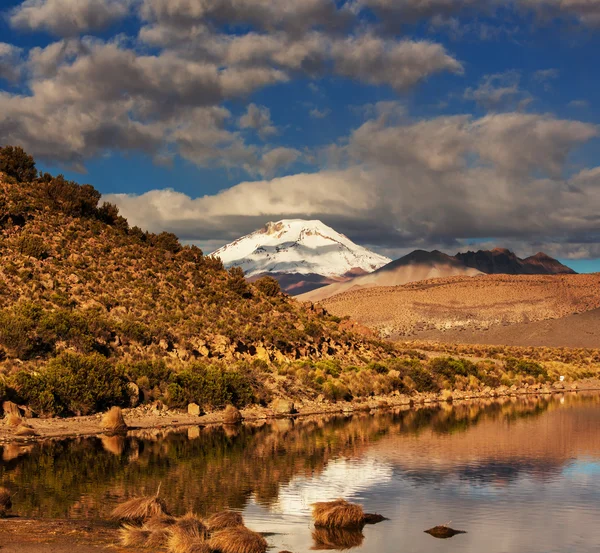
[[2, 393, 600, 553]]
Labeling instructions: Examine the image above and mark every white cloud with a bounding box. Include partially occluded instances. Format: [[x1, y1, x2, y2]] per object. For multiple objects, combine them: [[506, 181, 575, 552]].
[[0, 43, 23, 82], [331, 36, 463, 91], [239, 104, 277, 139], [104, 110, 599, 257], [9, 0, 131, 36]]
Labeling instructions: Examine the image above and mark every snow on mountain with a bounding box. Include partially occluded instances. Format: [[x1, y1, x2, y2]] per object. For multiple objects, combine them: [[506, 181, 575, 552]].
[[211, 219, 391, 278]]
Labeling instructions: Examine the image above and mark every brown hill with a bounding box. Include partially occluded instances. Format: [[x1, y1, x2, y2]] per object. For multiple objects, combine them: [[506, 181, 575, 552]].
[[299, 250, 482, 302], [315, 273, 600, 339]]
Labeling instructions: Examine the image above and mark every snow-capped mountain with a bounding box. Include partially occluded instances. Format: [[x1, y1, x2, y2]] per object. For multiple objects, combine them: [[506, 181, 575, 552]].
[[211, 219, 391, 280]]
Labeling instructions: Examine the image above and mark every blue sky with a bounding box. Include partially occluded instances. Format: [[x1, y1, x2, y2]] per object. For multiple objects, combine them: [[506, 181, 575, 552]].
[[1, 0, 600, 270]]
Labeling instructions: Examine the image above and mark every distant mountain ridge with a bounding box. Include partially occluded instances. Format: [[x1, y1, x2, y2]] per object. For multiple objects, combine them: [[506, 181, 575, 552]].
[[455, 248, 576, 275], [299, 249, 483, 302], [211, 219, 391, 294], [300, 247, 576, 302]]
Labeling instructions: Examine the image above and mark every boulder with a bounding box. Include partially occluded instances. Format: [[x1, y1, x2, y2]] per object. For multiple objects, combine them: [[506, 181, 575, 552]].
[[188, 403, 201, 416], [2, 402, 21, 418], [270, 399, 296, 416]]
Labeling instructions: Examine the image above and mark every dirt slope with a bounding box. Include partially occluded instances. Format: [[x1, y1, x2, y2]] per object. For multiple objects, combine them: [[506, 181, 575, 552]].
[[315, 274, 600, 339], [411, 308, 600, 348]]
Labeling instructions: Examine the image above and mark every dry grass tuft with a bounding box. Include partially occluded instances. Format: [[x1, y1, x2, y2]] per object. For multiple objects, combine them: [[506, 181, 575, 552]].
[[206, 511, 244, 531], [312, 499, 365, 529], [6, 414, 22, 427], [143, 514, 177, 531], [111, 494, 170, 523], [119, 524, 151, 548], [311, 527, 364, 550], [167, 513, 209, 553], [14, 424, 37, 437], [102, 406, 128, 434], [209, 526, 268, 553], [145, 527, 171, 548], [223, 405, 242, 425], [0, 487, 12, 518]]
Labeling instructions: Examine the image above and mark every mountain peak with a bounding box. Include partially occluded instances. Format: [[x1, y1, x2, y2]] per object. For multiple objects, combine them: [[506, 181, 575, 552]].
[[212, 219, 391, 279]]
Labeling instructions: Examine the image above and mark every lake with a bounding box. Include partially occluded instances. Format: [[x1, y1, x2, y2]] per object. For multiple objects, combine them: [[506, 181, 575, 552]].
[[2, 393, 600, 553]]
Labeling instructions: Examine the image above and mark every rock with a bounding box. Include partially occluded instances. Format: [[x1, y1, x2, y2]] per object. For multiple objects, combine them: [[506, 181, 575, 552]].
[[2, 402, 21, 418], [188, 403, 201, 416], [270, 399, 296, 416], [128, 382, 140, 407]]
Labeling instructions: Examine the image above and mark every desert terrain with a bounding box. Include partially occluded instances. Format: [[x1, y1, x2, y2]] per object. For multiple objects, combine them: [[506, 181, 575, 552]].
[[316, 274, 600, 346]]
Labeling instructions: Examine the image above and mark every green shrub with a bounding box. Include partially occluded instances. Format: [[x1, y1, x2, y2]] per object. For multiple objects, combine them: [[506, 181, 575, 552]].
[[0, 303, 50, 359], [0, 145, 37, 182], [254, 276, 281, 297], [505, 358, 547, 379], [430, 357, 478, 382], [13, 352, 129, 416], [123, 359, 171, 390], [322, 380, 352, 402], [167, 363, 255, 409], [17, 234, 48, 259], [409, 366, 439, 393]]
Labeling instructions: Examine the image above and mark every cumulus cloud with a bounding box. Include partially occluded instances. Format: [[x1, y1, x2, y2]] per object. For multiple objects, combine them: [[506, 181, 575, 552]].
[[518, 0, 600, 25], [331, 36, 463, 91], [239, 104, 277, 139], [0, 39, 290, 168], [0, 43, 24, 82], [9, 0, 131, 36], [139, 0, 353, 33], [254, 147, 302, 177], [105, 110, 599, 257]]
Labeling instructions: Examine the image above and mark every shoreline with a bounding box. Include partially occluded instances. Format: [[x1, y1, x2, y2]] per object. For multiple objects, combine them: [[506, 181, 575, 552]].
[[0, 378, 594, 444]]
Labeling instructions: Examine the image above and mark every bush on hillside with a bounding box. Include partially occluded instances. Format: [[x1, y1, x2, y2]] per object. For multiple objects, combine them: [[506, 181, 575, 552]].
[[12, 352, 129, 416], [253, 276, 281, 297], [0, 146, 37, 183], [166, 363, 256, 409], [17, 234, 49, 260]]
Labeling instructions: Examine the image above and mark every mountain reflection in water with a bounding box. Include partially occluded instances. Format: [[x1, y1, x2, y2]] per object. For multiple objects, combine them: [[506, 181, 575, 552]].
[[2, 393, 600, 553]]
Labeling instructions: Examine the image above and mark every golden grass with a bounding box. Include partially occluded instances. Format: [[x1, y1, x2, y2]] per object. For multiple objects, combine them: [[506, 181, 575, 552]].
[[209, 526, 268, 553], [111, 494, 170, 523], [145, 527, 171, 548], [223, 405, 242, 425], [102, 406, 128, 434], [206, 511, 244, 531], [14, 424, 37, 436], [6, 414, 22, 427], [143, 514, 177, 530], [0, 487, 12, 518], [311, 527, 364, 550], [119, 524, 151, 547], [167, 513, 209, 553], [311, 499, 365, 529]]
